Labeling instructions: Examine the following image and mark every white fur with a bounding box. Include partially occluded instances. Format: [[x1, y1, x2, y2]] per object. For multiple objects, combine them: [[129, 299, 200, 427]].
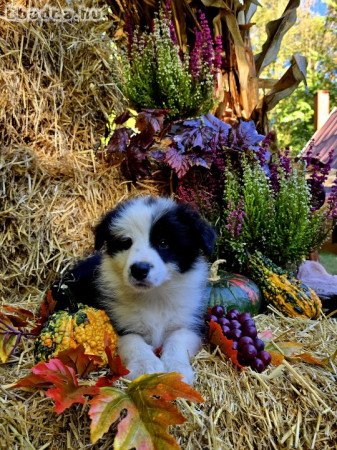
[[97, 197, 209, 384]]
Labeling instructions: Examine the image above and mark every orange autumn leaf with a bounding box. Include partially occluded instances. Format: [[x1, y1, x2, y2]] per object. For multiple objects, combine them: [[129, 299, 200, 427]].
[[208, 320, 243, 369], [268, 350, 285, 366], [89, 372, 204, 449], [265, 341, 331, 367], [287, 352, 330, 366]]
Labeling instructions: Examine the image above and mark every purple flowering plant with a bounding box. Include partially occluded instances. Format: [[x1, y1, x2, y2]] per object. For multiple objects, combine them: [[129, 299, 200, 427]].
[[220, 142, 337, 270], [118, 5, 222, 119]]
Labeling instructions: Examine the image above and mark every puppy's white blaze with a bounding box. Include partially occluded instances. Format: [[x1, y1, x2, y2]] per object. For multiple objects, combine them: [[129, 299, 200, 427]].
[[126, 243, 171, 288], [110, 196, 175, 239], [109, 197, 175, 288]]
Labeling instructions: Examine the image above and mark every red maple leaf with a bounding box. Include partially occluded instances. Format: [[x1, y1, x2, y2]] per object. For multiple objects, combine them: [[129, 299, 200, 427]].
[[13, 358, 98, 413], [56, 345, 103, 378], [30, 290, 57, 336], [208, 320, 244, 369], [95, 335, 130, 387]]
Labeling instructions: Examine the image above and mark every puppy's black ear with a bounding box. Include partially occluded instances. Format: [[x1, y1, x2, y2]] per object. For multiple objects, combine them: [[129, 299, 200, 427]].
[[177, 204, 217, 257], [194, 217, 217, 257], [94, 209, 120, 251]]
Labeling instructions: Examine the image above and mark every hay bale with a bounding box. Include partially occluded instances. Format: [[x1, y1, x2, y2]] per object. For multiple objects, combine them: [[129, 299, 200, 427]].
[[0, 314, 336, 449], [0, 145, 160, 302], [0, 0, 126, 152], [0, 0, 159, 301]]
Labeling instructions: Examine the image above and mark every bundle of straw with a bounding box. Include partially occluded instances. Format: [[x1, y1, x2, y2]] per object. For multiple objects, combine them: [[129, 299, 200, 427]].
[[0, 0, 126, 153], [0, 313, 336, 449]]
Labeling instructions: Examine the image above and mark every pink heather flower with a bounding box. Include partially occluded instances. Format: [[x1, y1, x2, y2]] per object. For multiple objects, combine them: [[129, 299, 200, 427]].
[[269, 162, 280, 192], [225, 198, 246, 238], [164, 0, 172, 14], [169, 19, 178, 45], [163, 0, 178, 45], [190, 29, 203, 79], [303, 139, 314, 163], [257, 144, 269, 167], [199, 11, 214, 68], [214, 35, 222, 70], [320, 148, 334, 180], [279, 148, 292, 176], [326, 176, 337, 220], [305, 148, 334, 207]]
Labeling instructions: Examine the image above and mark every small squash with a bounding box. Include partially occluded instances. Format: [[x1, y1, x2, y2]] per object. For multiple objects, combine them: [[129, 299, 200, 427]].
[[34, 304, 118, 366], [206, 260, 263, 316], [247, 252, 321, 319]]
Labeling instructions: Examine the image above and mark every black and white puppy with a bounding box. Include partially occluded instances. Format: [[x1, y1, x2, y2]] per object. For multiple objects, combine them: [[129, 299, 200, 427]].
[[57, 196, 216, 384]]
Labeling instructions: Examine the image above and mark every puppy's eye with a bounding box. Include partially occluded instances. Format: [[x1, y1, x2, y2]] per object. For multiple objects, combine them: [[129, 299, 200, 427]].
[[120, 237, 132, 250], [158, 238, 169, 250]]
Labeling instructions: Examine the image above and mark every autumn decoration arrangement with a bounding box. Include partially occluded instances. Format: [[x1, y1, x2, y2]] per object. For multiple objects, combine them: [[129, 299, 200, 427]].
[[1, 1, 337, 448]]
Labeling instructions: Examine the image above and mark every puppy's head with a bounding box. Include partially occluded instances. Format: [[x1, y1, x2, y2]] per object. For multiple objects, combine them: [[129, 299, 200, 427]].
[[95, 196, 216, 291]]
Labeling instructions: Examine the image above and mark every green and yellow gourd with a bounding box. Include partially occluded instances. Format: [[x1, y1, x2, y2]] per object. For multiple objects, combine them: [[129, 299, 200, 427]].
[[35, 304, 118, 365], [247, 252, 321, 319]]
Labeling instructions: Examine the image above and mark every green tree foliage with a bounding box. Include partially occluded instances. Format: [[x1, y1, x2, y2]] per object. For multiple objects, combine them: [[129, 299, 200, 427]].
[[252, 0, 337, 153]]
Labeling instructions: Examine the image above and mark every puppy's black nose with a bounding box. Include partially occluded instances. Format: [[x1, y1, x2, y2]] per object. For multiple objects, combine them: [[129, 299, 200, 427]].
[[130, 262, 152, 281]]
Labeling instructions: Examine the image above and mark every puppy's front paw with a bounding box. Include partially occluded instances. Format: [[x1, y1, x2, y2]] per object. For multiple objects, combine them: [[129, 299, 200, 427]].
[[126, 356, 165, 380], [162, 359, 195, 385]]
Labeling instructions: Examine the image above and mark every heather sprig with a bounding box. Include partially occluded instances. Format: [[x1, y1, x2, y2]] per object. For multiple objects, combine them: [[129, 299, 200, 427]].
[[119, 6, 219, 119], [304, 147, 334, 185], [199, 11, 215, 69], [279, 148, 292, 176], [225, 198, 246, 238], [326, 176, 337, 221], [214, 35, 223, 70]]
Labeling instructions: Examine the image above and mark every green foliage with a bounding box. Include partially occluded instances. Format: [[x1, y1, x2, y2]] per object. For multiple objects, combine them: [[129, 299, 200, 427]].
[[271, 76, 337, 153], [220, 158, 329, 270], [118, 10, 215, 119], [319, 252, 337, 275]]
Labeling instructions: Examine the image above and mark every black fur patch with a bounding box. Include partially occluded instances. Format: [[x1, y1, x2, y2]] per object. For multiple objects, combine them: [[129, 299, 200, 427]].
[[150, 204, 216, 273], [94, 203, 132, 255], [53, 253, 102, 310]]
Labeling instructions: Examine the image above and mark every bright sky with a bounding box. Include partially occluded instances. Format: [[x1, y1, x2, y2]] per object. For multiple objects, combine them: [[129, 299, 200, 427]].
[[311, 0, 328, 14]]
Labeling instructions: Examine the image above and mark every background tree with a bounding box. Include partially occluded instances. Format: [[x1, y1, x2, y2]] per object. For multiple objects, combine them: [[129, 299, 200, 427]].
[[252, 0, 337, 153]]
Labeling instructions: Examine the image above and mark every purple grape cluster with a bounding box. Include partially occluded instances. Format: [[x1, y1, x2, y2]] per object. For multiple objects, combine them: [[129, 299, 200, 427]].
[[207, 306, 271, 373]]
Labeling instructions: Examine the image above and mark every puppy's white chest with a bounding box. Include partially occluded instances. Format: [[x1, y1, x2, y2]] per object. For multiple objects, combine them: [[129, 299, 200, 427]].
[[130, 304, 179, 349]]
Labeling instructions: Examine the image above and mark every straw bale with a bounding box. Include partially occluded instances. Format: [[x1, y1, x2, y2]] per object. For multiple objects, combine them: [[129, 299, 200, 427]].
[[0, 314, 336, 449], [0, 145, 159, 302], [0, 0, 159, 301], [0, 0, 126, 152]]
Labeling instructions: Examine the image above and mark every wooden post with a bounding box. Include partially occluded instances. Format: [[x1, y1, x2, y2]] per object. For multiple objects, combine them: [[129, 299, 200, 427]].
[[314, 90, 330, 131]]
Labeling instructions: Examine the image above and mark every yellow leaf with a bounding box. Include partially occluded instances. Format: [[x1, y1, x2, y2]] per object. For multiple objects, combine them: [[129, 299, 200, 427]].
[[0, 315, 20, 363], [265, 341, 331, 367]]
